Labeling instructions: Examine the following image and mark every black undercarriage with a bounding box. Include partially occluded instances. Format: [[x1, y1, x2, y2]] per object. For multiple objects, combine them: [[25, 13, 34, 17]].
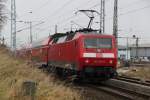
[[42, 64, 117, 82]]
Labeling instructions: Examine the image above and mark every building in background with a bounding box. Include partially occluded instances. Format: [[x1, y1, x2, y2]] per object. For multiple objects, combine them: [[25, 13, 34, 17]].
[[118, 44, 150, 61], [118, 45, 130, 60], [130, 44, 150, 61]]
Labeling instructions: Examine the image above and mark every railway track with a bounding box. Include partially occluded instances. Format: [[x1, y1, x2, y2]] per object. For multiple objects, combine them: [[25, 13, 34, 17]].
[[116, 75, 150, 86], [41, 66, 150, 100], [87, 85, 148, 100], [85, 76, 150, 100]]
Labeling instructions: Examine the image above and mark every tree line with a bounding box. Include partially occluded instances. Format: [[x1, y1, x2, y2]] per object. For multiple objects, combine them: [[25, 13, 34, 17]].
[[0, 0, 6, 45]]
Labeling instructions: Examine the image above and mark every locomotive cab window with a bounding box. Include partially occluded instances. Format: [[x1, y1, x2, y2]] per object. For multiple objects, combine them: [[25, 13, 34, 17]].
[[66, 33, 75, 41], [57, 36, 67, 43], [84, 38, 112, 49], [52, 38, 59, 44]]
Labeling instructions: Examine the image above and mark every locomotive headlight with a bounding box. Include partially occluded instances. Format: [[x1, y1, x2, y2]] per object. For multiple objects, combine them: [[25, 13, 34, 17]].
[[85, 59, 89, 63], [109, 60, 113, 64]]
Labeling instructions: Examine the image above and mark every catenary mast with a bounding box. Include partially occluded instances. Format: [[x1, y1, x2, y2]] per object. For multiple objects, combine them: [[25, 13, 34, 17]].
[[113, 0, 118, 45], [100, 0, 105, 34], [11, 0, 16, 51]]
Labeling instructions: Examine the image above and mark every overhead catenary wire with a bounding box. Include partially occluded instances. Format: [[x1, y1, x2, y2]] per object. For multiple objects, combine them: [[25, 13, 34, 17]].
[[105, 3, 150, 20], [49, 3, 103, 31], [18, 0, 54, 19], [42, 0, 74, 21], [18, 0, 149, 35], [32, 0, 147, 33], [101, 3, 150, 22], [119, 4, 150, 16], [55, 0, 96, 17], [50, 0, 112, 32], [29, 0, 105, 33], [10, 0, 150, 49], [104, 0, 143, 16], [44, 1, 150, 33], [119, 0, 143, 10], [15, 0, 145, 27], [16, 21, 45, 33], [39, 0, 99, 27], [33, 14, 77, 34], [32, 0, 54, 12]]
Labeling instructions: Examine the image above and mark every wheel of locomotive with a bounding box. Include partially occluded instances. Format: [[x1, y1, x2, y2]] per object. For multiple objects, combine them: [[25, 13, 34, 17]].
[[40, 64, 48, 72], [46, 66, 56, 73], [50, 66, 56, 73], [61, 69, 66, 80], [62, 69, 78, 82], [55, 67, 63, 77]]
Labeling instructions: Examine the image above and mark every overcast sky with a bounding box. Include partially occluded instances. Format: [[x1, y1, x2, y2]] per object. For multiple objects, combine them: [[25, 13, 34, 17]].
[[2, 0, 150, 47]]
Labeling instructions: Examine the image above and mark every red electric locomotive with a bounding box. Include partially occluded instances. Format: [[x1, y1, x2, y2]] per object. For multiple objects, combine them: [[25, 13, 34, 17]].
[[47, 30, 117, 80]]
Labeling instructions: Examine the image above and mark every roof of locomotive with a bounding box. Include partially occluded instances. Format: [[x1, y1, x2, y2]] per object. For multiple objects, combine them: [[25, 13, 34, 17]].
[[72, 28, 115, 37], [48, 32, 115, 45], [73, 32, 115, 39]]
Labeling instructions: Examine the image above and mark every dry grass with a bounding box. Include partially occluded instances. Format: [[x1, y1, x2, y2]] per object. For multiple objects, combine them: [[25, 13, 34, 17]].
[[125, 67, 150, 80], [0, 47, 82, 100], [118, 66, 150, 80]]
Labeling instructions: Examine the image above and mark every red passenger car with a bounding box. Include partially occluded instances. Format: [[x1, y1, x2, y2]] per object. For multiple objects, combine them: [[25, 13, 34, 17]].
[[17, 44, 32, 60], [30, 37, 51, 66]]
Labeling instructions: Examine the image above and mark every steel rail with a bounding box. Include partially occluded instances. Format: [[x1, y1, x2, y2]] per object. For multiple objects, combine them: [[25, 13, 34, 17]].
[[116, 75, 150, 86], [86, 81, 150, 100], [87, 84, 135, 100]]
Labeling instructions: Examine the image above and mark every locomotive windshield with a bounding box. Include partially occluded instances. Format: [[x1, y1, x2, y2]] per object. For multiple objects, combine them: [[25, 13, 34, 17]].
[[84, 38, 112, 49]]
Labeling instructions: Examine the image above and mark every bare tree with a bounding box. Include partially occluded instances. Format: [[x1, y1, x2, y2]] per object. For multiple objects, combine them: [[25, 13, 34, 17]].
[[0, 0, 7, 31], [0, 0, 6, 45]]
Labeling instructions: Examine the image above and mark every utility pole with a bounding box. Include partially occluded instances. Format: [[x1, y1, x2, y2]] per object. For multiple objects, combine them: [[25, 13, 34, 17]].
[[19, 21, 33, 44], [0, 33, 1, 44], [17, 20, 44, 44], [113, 0, 118, 45], [126, 37, 129, 60], [70, 21, 73, 31], [133, 35, 139, 59], [136, 37, 139, 59], [100, 0, 105, 34], [2, 37, 5, 45], [11, 0, 16, 51], [49, 28, 51, 36], [29, 22, 32, 43], [55, 25, 57, 33]]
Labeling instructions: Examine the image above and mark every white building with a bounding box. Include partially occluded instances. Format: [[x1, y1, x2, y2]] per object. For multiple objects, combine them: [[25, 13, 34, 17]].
[[130, 44, 150, 59], [118, 44, 150, 60]]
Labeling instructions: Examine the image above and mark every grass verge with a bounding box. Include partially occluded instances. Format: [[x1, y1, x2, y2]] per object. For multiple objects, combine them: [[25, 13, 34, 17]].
[[0, 47, 82, 100]]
